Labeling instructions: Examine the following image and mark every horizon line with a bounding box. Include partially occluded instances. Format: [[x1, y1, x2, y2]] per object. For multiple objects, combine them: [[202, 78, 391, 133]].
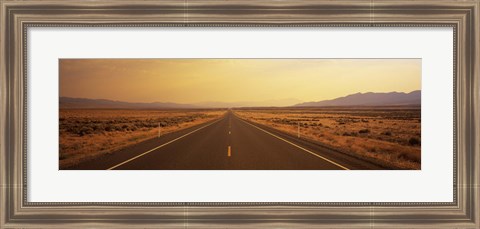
[[60, 89, 421, 105]]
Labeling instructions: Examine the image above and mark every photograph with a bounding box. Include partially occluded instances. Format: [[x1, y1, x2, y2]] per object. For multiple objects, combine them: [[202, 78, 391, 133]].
[[59, 59, 421, 170]]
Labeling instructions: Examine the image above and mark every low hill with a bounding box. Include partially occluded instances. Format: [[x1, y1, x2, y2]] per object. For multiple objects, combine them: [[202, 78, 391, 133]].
[[60, 97, 197, 109]]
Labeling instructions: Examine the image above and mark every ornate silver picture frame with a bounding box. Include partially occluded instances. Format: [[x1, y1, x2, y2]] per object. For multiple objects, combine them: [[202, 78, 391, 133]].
[[1, 0, 478, 228]]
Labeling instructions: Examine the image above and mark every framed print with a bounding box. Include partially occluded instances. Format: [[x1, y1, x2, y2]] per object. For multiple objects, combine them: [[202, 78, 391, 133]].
[[1, 0, 479, 228]]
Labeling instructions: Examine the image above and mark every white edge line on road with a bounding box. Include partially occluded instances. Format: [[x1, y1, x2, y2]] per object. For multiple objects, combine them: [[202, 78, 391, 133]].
[[107, 117, 224, 170], [237, 116, 350, 170]]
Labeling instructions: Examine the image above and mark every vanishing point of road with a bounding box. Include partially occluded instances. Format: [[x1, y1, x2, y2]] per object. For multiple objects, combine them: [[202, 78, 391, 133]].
[[69, 110, 384, 170]]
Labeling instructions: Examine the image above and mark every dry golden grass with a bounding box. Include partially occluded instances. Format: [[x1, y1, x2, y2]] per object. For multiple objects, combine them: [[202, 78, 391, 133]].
[[59, 109, 226, 169], [234, 107, 421, 169]]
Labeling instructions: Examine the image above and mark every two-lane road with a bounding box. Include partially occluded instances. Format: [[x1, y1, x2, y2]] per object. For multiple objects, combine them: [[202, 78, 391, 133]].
[[70, 110, 384, 170]]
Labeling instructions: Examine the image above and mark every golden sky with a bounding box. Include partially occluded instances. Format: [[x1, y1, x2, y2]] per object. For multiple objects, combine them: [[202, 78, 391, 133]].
[[59, 59, 421, 106]]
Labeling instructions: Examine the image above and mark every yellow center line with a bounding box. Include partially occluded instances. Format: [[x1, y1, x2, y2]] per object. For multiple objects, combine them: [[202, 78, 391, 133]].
[[237, 117, 350, 170], [107, 117, 224, 170], [228, 146, 231, 157]]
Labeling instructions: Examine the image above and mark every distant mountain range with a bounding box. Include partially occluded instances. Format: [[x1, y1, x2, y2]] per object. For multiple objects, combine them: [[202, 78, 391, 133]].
[[60, 91, 420, 109], [294, 90, 421, 107], [59, 97, 301, 109], [59, 97, 198, 109]]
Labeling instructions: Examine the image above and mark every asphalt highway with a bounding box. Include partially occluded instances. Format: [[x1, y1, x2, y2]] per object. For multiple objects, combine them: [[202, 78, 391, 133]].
[[69, 110, 384, 170]]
